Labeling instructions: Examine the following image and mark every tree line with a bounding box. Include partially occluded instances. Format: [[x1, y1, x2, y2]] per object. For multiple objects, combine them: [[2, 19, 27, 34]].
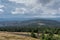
[[0, 25, 60, 34]]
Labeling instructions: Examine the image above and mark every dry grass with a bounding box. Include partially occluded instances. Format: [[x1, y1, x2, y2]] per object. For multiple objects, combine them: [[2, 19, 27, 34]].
[[0, 32, 59, 40], [0, 32, 39, 40]]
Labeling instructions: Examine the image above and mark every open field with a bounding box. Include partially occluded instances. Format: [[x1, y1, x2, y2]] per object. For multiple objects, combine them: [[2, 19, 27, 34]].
[[0, 32, 39, 40], [0, 32, 60, 40]]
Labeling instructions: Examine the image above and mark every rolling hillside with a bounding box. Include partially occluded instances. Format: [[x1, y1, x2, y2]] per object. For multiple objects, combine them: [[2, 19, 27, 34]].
[[0, 19, 60, 27]]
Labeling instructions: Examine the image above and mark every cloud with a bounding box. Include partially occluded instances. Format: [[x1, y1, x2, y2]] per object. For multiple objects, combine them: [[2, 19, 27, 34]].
[[0, 5, 4, 13], [0, 5, 4, 8], [9, 0, 37, 7], [0, 9, 4, 14], [12, 8, 27, 14], [2, 0, 60, 18], [0, 9, 4, 12], [38, 0, 51, 5]]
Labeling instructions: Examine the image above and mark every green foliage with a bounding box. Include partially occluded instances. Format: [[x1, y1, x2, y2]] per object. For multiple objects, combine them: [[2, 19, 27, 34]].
[[47, 32, 54, 40], [44, 31, 60, 40], [31, 30, 37, 38], [41, 31, 45, 40], [0, 26, 60, 34], [0, 25, 60, 40]]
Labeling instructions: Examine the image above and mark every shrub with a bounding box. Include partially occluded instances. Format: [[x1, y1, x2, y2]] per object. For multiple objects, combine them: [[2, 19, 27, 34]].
[[41, 31, 46, 40], [31, 30, 37, 38]]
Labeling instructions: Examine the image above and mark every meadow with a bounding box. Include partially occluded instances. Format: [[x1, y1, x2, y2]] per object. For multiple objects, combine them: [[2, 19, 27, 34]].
[[0, 31, 60, 40], [0, 32, 39, 40]]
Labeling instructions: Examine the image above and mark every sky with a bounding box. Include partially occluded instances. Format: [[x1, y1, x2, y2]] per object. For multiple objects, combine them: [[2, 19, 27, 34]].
[[0, 0, 60, 19]]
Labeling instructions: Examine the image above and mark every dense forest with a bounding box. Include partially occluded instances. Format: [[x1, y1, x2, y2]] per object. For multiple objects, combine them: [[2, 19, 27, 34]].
[[0, 25, 60, 34]]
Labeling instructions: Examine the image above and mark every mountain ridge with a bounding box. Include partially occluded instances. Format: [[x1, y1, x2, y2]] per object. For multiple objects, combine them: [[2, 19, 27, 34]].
[[0, 19, 60, 27]]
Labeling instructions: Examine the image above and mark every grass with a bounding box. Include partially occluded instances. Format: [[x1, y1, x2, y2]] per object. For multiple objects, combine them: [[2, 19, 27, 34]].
[[0, 32, 39, 40], [0, 32, 59, 40]]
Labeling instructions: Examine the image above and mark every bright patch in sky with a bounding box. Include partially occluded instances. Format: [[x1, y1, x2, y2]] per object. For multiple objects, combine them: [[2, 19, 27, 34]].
[[0, 5, 4, 13], [12, 8, 28, 14], [0, 0, 60, 18]]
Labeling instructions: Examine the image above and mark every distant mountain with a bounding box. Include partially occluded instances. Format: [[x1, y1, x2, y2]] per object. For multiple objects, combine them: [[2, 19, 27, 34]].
[[0, 18, 60, 21], [0, 19, 60, 27], [0, 18, 33, 21]]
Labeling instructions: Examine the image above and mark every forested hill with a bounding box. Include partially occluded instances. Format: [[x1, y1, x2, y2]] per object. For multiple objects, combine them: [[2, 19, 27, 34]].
[[0, 19, 60, 27]]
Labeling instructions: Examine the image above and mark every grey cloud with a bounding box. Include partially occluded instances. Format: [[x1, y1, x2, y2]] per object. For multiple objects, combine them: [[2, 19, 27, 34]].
[[0, 0, 60, 18], [47, 1, 60, 10], [38, 0, 51, 5]]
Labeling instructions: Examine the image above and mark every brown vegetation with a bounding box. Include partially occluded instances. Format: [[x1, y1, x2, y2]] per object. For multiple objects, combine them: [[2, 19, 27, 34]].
[[0, 32, 39, 40]]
